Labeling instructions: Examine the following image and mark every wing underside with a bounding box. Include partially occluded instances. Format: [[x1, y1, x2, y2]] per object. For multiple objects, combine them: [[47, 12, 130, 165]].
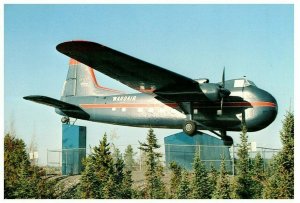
[[56, 41, 210, 103]]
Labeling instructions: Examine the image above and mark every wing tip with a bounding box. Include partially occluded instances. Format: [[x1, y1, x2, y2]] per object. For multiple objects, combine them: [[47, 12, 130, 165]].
[[56, 40, 95, 53]]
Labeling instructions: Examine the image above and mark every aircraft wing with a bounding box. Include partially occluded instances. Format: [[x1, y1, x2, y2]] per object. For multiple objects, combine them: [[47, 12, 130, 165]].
[[56, 41, 210, 102], [23, 95, 90, 119]]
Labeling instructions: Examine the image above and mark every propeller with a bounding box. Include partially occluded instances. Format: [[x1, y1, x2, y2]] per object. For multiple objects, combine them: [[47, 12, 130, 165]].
[[218, 67, 231, 115], [199, 67, 231, 111]]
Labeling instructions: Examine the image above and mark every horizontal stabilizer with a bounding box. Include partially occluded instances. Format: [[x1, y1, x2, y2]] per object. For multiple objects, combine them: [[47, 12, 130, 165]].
[[23, 95, 90, 119]]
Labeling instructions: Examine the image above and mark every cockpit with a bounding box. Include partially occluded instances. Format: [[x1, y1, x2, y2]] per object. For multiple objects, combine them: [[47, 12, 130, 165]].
[[233, 78, 256, 88]]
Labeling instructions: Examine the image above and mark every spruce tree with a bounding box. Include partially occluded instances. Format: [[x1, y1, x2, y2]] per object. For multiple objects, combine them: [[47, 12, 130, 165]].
[[208, 163, 218, 194], [177, 170, 191, 199], [124, 145, 137, 171], [79, 133, 114, 198], [190, 149, 212, 199], [234, 125, 253, 198], [139, 128, 166, 198], [112, 149, 126, 198], [169, 161, 182, 198], [263, 111, 294, 198], [250, 152, 265, 198], [213, 157, 231, 199], [122, 170, 134, 198], [79, 157, 102, 198], [4, 133, 54, 199], [4, 133, 32, 198]]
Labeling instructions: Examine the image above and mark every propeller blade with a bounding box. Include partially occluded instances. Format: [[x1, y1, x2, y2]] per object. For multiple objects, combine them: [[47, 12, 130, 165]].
[[222, 66, 225, 88]]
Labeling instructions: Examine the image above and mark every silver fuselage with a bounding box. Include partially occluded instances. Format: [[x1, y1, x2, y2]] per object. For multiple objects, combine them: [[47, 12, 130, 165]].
[[56, 81, 277, 132]]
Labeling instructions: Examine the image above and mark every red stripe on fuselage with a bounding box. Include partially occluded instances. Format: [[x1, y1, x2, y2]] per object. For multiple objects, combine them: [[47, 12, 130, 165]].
[[80, 103, 178, 109], [212, 102, 276, 108], [80, 101, 276, 109]]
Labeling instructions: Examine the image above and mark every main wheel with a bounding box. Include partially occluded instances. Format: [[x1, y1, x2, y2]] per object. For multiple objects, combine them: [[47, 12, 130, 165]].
[[223, 136, 233, 146], [61, 116, 70, 124], [183, 120, 197, 136]]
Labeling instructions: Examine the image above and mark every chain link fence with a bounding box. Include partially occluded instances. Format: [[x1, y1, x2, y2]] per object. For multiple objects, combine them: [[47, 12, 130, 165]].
[[46, 144, 279, 176]]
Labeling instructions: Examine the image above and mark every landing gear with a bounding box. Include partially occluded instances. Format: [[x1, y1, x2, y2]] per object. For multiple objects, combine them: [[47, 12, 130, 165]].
[[180, 102, 198, 136], [209, 130, 234, 146], [223, 136, 233, 146], [220, 131, 233, 146], [61, 116, 70, 124], [183, 120, 197, 135]]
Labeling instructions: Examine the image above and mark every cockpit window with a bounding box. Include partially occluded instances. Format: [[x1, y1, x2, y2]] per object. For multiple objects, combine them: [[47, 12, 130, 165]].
[[234, 79, 256, 88], [246, 80, 256, 87], [234, 79, 245, 87]]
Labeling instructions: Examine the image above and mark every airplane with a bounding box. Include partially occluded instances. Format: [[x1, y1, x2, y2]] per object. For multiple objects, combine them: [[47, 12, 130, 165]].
[[24, 40, 278, 146]]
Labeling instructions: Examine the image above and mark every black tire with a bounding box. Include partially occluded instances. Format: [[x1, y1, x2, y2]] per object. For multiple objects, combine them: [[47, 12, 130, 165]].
[[61, 117, 70, 124], [183, 120, 197, 136], [223, 136, 233, 146]]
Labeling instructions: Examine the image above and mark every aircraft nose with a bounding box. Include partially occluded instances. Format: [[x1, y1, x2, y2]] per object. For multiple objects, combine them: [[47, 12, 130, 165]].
[[268, 93, 278, 120], [258, 91, 278, 127]]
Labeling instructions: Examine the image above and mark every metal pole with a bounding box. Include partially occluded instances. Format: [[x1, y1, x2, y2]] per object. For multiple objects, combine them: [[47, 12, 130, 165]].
[[139, 148, 142, 171], [198, 144, 201, 166], [232, 145, 235, 176], [263, 148, 266, 171], [66, 150, 68, 175], [46, 148, 48, 176]]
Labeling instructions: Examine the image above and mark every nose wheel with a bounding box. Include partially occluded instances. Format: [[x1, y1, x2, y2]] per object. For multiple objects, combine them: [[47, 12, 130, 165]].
[[223, 136, 233, 146], [183, 120, 197, 135]]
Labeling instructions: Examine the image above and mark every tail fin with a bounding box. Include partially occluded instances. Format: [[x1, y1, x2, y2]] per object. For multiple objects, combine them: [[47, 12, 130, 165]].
[[61, 58, 123, 97]]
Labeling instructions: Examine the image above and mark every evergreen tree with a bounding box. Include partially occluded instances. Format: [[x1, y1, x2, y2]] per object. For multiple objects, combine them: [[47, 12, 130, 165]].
[[213, 157, 231, 199], [263, 111, 294, 198], [208, 163, 218, 194], [4, 133, 31, 198], [4, 133, 55, 199], [190, 149, 213, 199], [250, 152, 265, 198], [124, 145, 137, 171], [112, 149, 126, 198], [139, 128, 166, 198], [169, 161, 182, 198], [79, 133, 114, 198], [234, 125, 253, 198], [177, 170, 191, 199], [122, 170, 134, 198], [80, 133, 134, 199]]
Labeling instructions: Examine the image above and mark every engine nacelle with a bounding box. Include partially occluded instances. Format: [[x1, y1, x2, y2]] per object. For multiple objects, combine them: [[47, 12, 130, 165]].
[[199, 83, 220, 102]]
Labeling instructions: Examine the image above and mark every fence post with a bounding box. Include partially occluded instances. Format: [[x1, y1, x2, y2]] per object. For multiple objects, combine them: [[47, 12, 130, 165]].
[[232, 145, 235, 176], [46, 148, 48, 176], [139, 148, 142, 171], [198, 144, 201, 159], [262, 148, 266, 171]]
